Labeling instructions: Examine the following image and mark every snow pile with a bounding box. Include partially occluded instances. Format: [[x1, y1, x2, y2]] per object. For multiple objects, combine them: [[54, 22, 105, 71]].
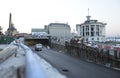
[[0, 45, 8, 50], [0, 66, 17, 78], [0, 47, 25, 78]]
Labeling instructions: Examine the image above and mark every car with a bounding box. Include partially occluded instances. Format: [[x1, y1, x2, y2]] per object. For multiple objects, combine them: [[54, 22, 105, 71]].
[[85, 42, 98, 48], [35, 43, 42, 51]]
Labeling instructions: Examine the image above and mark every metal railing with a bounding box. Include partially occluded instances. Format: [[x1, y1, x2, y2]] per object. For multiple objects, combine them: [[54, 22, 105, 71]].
[[12, 41, 47, 78]]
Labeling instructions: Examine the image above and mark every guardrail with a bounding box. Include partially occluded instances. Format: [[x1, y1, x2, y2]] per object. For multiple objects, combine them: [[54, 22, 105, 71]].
[[12, 41, 47, 78]]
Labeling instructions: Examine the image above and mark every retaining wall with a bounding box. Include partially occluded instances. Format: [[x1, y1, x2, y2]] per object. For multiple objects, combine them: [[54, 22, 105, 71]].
[[51, 42, 120, 68]]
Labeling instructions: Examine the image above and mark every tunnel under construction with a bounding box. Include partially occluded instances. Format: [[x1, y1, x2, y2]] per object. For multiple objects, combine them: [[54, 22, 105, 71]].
[[0, 36, 50, 46], [24, 38, 50, 46]]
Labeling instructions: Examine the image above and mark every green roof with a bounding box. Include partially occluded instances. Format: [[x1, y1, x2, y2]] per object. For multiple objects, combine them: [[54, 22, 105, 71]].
[[31, 28, 47, 32]]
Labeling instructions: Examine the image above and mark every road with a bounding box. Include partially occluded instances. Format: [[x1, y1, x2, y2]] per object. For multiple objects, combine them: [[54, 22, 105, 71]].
[[36, 48, 120, 78]]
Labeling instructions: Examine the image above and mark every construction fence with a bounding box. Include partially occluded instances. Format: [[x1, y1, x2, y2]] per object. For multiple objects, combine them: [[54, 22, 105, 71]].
[[0, 36, 15, 44]]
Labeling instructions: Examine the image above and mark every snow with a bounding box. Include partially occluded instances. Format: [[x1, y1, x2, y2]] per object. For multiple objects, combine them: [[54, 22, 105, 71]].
[[0, 47, 25, 68], [0, 45, 8, 50], [0, 47, 25, 78], [0, 45, 67, 78]]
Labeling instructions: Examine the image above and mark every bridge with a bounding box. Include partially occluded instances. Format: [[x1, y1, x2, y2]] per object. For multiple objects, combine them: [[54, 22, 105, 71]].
[[0, 40, 120, 78]]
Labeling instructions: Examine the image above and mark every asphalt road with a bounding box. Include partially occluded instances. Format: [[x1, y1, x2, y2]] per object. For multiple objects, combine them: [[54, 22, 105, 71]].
[[36, 48, 120, 78]]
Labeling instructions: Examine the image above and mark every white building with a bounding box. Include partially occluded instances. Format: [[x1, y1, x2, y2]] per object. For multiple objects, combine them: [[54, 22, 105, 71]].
[[48, 23, 71, 40], [31, 28, 48, 37], [76, 15, 106, 42]]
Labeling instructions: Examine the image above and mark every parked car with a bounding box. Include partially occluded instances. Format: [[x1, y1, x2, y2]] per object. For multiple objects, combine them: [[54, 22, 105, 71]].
[[85, 42, 98, 48], [35, 43, 42, 51]]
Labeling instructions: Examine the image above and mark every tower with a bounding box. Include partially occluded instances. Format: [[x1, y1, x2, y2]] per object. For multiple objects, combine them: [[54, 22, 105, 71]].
[[6, 13, 17, 36], [9, 13, 12, 29], [7, 13, 13, 36]]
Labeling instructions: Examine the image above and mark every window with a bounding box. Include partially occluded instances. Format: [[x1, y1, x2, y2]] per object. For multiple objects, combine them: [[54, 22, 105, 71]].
[[83, 33, 84, 36], [83, 26, 84, 32], [91, 32, 94, 36], [92, 38, 94, 40], [91, 27, 94, 31], [86, 32, 89, 36], [86, 25, 89, 31], [91, 25, 95, 31], [96, 25, 99, 33], [96, 32, 99, 36], [97, 38, 99, 40], [86, 38, 88, 41]]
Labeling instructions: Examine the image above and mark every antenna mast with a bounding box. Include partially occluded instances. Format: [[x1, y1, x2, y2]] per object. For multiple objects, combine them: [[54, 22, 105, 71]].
[[88, 8, 89, 16], [86, 8, 91, 20]]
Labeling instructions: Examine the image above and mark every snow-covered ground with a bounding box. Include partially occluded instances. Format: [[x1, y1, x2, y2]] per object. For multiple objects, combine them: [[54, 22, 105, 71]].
[[0, 47, 25, 78], [0, 45, 67, 78], [0, 45, 8, 50]]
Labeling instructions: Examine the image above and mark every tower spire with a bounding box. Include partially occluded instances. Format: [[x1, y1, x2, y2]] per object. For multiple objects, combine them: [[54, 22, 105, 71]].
[[9, 13, 12, 28], [88, 8, 89, 16], [86, 8, 91, 20]]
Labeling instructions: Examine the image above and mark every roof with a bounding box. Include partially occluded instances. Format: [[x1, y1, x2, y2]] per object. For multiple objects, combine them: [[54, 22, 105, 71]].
[[76, 20, 107, 26], [76, 15, 107, 26], [7, 26, 17, 30], [31, 28, 47, 32], [48, 23, 71, 28]]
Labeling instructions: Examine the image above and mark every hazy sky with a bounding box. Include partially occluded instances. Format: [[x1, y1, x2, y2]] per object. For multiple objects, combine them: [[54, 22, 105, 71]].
[[0, 0, 120, 36]]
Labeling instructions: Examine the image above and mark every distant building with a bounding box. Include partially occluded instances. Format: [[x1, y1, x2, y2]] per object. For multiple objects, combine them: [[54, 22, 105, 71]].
[[48, 23, 71, 40], [106, 37, 120, 42], [31, 28, 48, 37], [5, 13, 19, 36], [76, 15, 106, 42], [15, 33, 30, 38]]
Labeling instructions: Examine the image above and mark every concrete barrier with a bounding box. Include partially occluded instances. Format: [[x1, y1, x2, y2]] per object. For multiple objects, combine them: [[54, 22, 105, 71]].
[[0, 45, 18, 63], [17, 43, 47, 78]]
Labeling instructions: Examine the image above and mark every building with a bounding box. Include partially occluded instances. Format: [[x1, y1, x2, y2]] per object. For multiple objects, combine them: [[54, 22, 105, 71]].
[[5, 13, 19, 36], [76, 15, 106, 42], [31, 28, 48, 37], [15, 33, 30, 38], [48, 23, 71, 40], [106, 37, 120, 42]]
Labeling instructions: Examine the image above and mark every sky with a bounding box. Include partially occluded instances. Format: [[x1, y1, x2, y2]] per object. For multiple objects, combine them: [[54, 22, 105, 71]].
[[0, 0, 120, 36]]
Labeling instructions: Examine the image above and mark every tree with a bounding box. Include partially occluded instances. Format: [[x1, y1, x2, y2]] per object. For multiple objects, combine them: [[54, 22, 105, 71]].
[[0, 26, 3, 35]]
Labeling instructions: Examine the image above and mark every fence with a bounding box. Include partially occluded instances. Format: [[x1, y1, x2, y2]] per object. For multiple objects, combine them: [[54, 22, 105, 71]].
[[0, 36, 15, 44]]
